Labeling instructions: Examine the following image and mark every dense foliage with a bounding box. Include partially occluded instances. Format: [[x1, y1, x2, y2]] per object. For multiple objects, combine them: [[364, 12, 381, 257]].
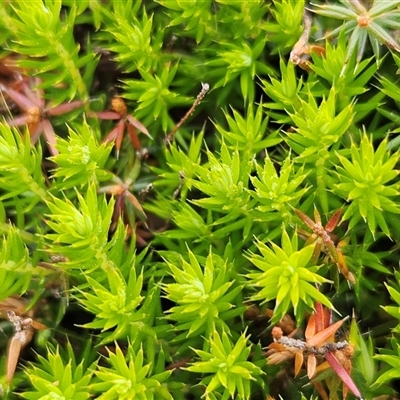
[[1, 0, 400, 399]]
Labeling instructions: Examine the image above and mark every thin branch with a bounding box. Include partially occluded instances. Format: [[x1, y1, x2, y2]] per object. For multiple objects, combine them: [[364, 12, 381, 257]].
[[290, 11, 313, 65], [165, 83, 209, 144]]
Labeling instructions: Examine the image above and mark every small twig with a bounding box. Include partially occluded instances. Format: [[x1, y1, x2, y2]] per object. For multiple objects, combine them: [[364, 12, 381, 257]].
[[275, 334, 349, 356], [173, 171, 185, 200], [164, 83, 209, 145], [290, 11, 312, 65]]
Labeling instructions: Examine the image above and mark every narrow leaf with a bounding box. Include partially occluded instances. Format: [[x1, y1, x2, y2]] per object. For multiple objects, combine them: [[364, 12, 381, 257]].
[[325, 352, 363, 399]]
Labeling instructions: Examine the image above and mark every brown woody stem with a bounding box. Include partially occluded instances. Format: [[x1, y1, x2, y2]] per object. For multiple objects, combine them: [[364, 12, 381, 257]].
[[165, 83, 209, 144]]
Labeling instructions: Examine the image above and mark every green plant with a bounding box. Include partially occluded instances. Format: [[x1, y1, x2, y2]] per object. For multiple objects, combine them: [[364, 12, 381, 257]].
[[2, 0, 400, 399], [21, 342, 95, 400], [186, 329, 264, 400], [310, 0, 400, 64], [5, 0, 97, 102], [246, 228, 333, 324], [332, 134, 400, 237], [162, 248, 244, 345], [89, 343, 178, 400]]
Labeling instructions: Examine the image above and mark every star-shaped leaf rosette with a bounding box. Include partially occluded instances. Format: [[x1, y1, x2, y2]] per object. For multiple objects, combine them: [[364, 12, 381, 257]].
[[91, 96, 152, 159], [267, 302, 363, 400], [1, 76, 85, 156]]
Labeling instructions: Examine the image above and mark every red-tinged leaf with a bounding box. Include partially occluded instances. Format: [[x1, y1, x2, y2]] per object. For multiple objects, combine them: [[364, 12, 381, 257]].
[[322, 306, 331, 330], [294, 351, 303, 377], [325, 352, 363, 399], [313, 380, 329, 400], [342, 357, 353, 399], [314, 302, 330, 332], [127, 123, 141, 151], [306, 317, 348, 347], [29, 122, 43, 144], [103, 123, 120, 144], [7, 114, 30, 127], [42, 119, 58, 156], [46, 100, 85, 116], [125, 191, 146, 218], [111, 193, 125, 230], [1, 85, 36, 111], [126, 114, 152, 138], [307, 353, 317, 379], [114, 119, 125, 157], [305, 313, 316, 341], [325, 209, 342, 232], [294, 208, 316, 230], [22, 78, 43, 107], [91, 111, 120, 120]]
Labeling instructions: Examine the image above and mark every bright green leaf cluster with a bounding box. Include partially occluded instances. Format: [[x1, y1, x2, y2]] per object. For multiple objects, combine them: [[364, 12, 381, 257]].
[[246, 228, 333, 323], [105, 8, 161, 73], [156, 0, 213, 44], [163, 248, 244, 341], [250, 153, 309, 221], [90, 343, 173, 400], [204, 36, 271, 103], [77, 264, 158, 345], [310, 32, 378, 102], [213, 103, 281, 155], [3, 0, 400, 397], [21, 343, 95, 400], [261, 59, 304, 123], [44, 184, 114, 271], [0, 226, 35, 302], [265, 0, 305, 52], [151, 130, 204, 199], [123, 63, 191, 132], [5, 0, 97, 101], [186, 330, 264, 400], [169, 203, 211, 240], [193, 142, 252, 214], [215, 1, 269, 40], [50, 120, 113, 189], [0, 123, 47, 211], [332, 134, 400, 236], [287, 89, 354, 162]]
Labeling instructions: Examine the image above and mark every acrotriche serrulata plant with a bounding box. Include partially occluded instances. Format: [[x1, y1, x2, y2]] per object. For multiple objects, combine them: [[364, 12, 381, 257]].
[[1, 1, 400, 399]]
